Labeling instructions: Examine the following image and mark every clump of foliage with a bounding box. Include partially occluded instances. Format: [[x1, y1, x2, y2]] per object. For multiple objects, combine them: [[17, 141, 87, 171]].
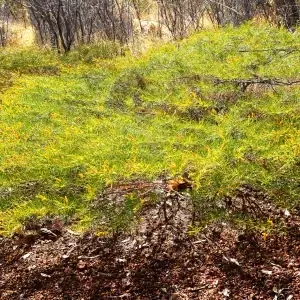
[[63, 41, 123, 63], [0, 48, 59, 73], [0, 23, 300, 234]]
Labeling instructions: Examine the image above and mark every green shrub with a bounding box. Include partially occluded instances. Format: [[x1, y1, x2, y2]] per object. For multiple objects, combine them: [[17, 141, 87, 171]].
[[0, 48, 59, 74], [63, 41, 123, 64], [1, 24, 300, 235]]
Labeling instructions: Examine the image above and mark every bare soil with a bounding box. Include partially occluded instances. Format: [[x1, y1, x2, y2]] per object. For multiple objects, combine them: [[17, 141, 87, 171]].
[[1, 186, 300, 299]]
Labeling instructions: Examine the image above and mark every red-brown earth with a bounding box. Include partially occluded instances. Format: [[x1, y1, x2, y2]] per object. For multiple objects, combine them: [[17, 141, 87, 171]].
[[1, 185, 299, 299]]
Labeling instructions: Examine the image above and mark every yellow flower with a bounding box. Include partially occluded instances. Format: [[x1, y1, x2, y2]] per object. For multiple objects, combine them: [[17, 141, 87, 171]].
[[262, 232, 268, 241]]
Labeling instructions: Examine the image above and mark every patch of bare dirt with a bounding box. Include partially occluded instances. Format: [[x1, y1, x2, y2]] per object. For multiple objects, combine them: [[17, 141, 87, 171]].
[[1, 185, 300, 299]]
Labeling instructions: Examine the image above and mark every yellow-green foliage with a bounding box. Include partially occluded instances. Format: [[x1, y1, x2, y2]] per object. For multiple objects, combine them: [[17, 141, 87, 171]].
[[0, 24, 300, 234]]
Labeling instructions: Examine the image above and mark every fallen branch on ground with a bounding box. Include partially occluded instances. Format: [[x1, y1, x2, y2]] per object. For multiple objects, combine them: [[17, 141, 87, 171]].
[[173, 74, 300, 92], [213, 77, 300, 92], [237, 47, 300, 53]]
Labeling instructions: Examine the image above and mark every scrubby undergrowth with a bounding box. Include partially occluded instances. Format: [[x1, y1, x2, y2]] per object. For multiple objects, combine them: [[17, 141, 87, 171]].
[[0, 24, 300, 235]]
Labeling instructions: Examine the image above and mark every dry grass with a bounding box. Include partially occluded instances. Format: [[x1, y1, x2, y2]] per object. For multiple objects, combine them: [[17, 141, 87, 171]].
[[9, 22, 35, 47]]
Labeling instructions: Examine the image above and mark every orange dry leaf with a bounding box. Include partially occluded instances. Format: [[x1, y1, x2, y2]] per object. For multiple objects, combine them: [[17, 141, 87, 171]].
[[167, 178, 192, 191]]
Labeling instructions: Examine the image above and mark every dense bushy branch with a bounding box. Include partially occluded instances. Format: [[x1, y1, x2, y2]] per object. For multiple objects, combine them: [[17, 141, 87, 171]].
[[157, 0, 300, 39], [273, 0, 300, 30], [206, 0, 265, 26], [1, 0, 299, 49], [207, 0, 300, 29], [157, 0, 207, 39], [26, 0, 133, 52]]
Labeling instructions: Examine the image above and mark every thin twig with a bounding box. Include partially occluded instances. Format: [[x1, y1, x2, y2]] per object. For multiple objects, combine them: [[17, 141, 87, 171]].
[[238, 48, 300, 53]]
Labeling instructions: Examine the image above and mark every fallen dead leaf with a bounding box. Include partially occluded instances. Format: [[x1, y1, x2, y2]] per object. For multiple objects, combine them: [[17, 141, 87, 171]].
[[262, 269, 273, 276], [22, 252, 32, 260], [167, 178, 192, 191], [77, 260, 87, 270]]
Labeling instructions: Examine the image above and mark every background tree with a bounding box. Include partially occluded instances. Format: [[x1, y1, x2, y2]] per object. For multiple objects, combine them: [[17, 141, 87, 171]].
[[157, 0, 207, 39], [26, 0, 133, 52], [0, 0, 11, 47], [0, 0, 299, 49], [273, 0, 300, 30]]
